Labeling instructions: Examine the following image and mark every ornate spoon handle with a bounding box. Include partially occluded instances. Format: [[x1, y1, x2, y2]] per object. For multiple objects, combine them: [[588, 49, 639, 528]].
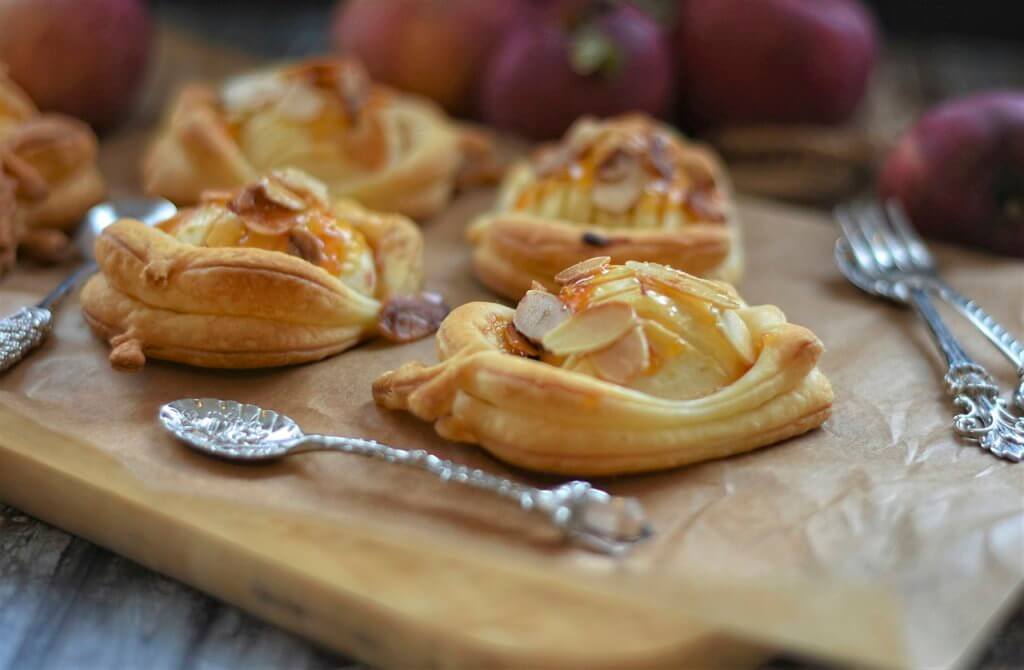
[[0, 307, 53, 373], [291, 434, 652, 554], [935, 284, 1024, 409], [909, 287, 1023, 462]]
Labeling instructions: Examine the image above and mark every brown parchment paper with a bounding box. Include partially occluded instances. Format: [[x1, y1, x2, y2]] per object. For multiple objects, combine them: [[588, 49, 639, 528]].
[[1, 186, 1022, 669], [1, 29, 1023, 670]]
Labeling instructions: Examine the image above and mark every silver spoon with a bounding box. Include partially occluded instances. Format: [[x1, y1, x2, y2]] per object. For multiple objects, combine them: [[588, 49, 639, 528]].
[[0, 197, 177, 372], [159, 398, 654, 555]]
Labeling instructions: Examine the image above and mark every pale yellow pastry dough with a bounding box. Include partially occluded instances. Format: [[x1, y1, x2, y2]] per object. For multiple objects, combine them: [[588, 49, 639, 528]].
[[142, 58, 461, 219], [374, 258, 831, 475], [468, 114, 742, 300], [81, 169, 426, 370], [0, 66, 106, 235]]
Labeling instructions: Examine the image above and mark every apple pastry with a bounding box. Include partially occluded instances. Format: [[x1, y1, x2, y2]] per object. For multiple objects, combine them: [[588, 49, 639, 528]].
[[0, 66, 106, 270], [142, 58, 462, 219], [81, 169, 445, 370], [374, 257, 832, 475], [468, 114, 741, 300]]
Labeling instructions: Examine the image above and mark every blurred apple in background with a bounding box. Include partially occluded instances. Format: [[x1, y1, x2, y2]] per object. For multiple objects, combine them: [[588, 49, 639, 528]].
[[880, 91, 1024, 256], [675, 0, 878, 127], [0, 0, 153, 130], [331, 0, 523, 114], [479, 1, 674, 139]]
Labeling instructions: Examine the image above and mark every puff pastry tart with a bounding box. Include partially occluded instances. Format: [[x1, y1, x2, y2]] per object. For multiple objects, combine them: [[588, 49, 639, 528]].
[[81, 169, 443, 371], [374, 257, 832, 475], [468, 114, 742, 300], [0, 66, 106, 268], [142, 58, 461, 219]]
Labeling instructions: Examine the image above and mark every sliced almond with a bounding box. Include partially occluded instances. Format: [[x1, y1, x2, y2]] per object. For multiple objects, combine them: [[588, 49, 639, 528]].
[[541, 301, 635, 356], [275, 84, 324, 122], [627, 261, 741, 309], [513, 289, 570, 344], [554, 256, 610, 285], [592, 168, 644, 214], [530, 280, 549, 293], [288, 227, 325, 266], [589, 325, 650, 385], [647, 133, 677, 181], [716, 308, 756, 365], [378, 292, 450, 343], [270, 168, 328, 208], [222, 72, 289, 113]]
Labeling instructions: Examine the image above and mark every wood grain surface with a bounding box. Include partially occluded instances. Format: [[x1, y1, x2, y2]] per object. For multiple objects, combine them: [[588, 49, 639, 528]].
[[2, 4, 1024, 669]]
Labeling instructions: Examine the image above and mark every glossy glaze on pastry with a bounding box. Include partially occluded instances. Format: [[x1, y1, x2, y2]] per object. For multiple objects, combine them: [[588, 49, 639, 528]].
[[468, 114, 742, 300], [81, 169, 435, 370], [374, 258, 831, 475], [0, 66, 106, 267], [142, 58, 461, 219]]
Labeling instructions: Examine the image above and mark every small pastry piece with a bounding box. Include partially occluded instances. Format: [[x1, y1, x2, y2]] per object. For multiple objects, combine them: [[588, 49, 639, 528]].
[[374, 258, 832, 476], [81, 169, 438, 370], [142, 58, 462, 219], [0, 66, 106, 268], [468, 114, 742, 300]]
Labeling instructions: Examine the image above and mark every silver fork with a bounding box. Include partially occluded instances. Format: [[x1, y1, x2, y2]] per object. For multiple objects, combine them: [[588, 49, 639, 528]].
[[835, 199, 1024, 462]]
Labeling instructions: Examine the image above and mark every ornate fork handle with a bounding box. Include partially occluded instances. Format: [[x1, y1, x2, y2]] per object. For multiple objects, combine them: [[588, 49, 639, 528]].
[[935, 284, 1024, 409], [909, 287, 1023, 462], [290, 434, 652, 554], [0, 307, 54, 373]]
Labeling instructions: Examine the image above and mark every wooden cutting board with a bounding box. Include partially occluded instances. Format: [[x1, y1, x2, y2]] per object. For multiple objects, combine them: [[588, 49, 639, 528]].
[[0, 29, 774, 670], [2, 27, 1021, 670]]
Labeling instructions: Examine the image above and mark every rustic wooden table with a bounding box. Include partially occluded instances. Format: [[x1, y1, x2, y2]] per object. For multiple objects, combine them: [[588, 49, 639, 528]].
[[2, 4, 1023, 668]]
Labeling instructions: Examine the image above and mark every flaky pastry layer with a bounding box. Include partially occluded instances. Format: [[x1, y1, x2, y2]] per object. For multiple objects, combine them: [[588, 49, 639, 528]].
[[0, 67, 106, 233], [374, 262, 831, 476], [81, 182, 425, 370], [468, 115, 742, 300], [141, 59, 461, 219]]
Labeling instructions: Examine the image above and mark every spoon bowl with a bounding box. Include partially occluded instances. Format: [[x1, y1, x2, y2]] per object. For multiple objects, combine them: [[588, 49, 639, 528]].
[[159, 398, 303, 461]]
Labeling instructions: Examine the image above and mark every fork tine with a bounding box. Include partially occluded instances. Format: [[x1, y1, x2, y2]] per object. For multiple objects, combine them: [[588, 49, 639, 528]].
[[852, 199, 896, 271], [835, 203, 880, 273], [873, 203, 916, 271], [885, 199, 936, 270]]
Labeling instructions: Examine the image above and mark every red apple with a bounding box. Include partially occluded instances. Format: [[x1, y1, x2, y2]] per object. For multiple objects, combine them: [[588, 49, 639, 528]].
[[330, 0, 522, 114], [479, 3, 674, 139], [879, 91, 1024, 257], [676, 0, 878, 127], [0, 0, 153, 129]]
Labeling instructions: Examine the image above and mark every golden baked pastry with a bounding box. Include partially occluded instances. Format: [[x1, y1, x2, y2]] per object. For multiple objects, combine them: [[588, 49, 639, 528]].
[[468, 114, 742, 300], [142, 58, 461, 219], [0, 65, 106, 270], [81, 169, 443, 371], [374, 257, 831, 475]]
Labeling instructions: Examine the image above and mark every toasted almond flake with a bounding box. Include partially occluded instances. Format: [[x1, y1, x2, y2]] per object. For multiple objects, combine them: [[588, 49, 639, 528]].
[[513, 290, 570, 343], [717, 309, 756, 365], [288, 227, 325, 266], [588, 325, 650, 385], [592, 171, 644, 213], [275, 84, 325, 122], [270, 168, 329, 207], [627, 261, 741, 309], [554, 256, 610, 285], [541, 301, 635, 356], [530, 280, 549, 293], [378, 292, 450, 343], [222, 73, 289, 113]]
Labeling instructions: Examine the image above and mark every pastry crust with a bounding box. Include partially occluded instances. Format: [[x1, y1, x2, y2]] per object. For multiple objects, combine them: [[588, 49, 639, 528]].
[[0, 67, 106, 235], [374, 259, 831, 476], [142, 58, 461, 219], [81, 170, 429, 370], [468, 114, 742, 300]]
